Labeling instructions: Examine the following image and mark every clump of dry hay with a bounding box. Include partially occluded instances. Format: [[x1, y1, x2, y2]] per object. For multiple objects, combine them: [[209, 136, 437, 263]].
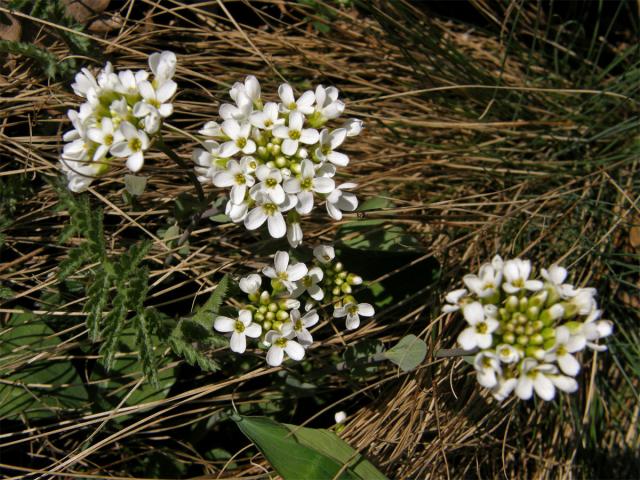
[[0, 1, 637, 478]]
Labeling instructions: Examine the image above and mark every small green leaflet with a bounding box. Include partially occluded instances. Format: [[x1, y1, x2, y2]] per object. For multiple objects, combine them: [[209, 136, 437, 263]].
[[124, 175, 148, 196], [234, 415, 388, 480], [383, 334, 427, 371]]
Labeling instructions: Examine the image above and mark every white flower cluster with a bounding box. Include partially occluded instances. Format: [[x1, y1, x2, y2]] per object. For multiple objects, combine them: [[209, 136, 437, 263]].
[[444, 256, 613, 402], [193, 76, 363, 247], [214, 245, 374, 366], [60, 52, 177, 192]]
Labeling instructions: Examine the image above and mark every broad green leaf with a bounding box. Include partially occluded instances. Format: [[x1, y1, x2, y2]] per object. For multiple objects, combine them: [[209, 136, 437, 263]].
[[124, 174, 148, 196], [0, 313, 88, 419], [284, 424, 388, 480], [235, 416, 387, 480], [383, 334, 427, 371]]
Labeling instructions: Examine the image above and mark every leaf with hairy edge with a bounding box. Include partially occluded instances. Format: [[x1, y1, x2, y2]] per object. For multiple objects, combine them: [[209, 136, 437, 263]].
[[191, 275, 230, 328], [383, 334, 427, 372], [234, 416, 387, 480]]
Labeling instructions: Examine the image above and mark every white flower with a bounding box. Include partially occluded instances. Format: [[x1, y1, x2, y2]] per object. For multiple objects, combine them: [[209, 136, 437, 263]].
[[579, 309, 613, 351], [115, 69, 148, 96], [226, 198, 249, 222], [264, 329, 305, 366], [333, 302, 374, 330], [244, 193, 294, 238], [87, 117, 116, 161], [342, 118, 363, 137], [463, 255, 503, 298], [515, 359, 577, 401], [193, 140, 223, 182], [231, 75, 261, 107], [456, 302, 499, 350], [474, 352, 501, 388], [442, 288, 467, 313], [133, 79, 177, 133], [220, 119, 256, 157], [502, 259, 543, 294], [239, 273, 262, 294], [262, 251, 308, 292], [491, 377, 517, 401], [285, 308, 319, 346], [109, 122, 149, 172], [219, 92, 253, 122], [214, 309, 262, 354], [250, 102, 283, 130], [313, 245, 335, 264], [148, 51, 177, 86], [251, 165, 286, 204], [568, 287, 598, 316], [315, 128, 349, 166], [278, 83, 315, 115], [284, 159, 335, 214], [495, 344, 520, 364], [544, 326, 585, 376], [272, 112, 320, 156], [212, 157, 256, 203], [313, 85, 344, 121], [326, 183, 358, 220], [292, 266, 324, 301]]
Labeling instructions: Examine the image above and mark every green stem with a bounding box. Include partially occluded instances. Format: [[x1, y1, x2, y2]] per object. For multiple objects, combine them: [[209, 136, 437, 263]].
[[156, 136, 205, 203]]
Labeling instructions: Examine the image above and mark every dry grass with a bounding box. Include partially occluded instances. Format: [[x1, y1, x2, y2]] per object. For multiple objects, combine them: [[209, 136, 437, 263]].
[[0, 0, 638, 478]]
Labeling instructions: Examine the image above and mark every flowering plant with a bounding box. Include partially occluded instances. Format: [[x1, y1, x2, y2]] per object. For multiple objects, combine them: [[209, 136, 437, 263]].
[[214, 245, 374, 366], [193, 76, 363, 247], [444, 256, 613, 402], [60, 51, 177, 192]]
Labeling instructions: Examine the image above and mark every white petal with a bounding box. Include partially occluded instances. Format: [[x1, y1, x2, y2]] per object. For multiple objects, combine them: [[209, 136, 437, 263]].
[[214, 316, 235, 333], [550, 375, 578, 393], [300, 129, 319, 144], [284, 340, 305, 361], [266, 346, 284, 366], [267, 213, 286, 238], [357, 303, 374, 317], [327, 151, 349, 166], [230, 332, 247, 353], [345, 314, 360, 330], [287, 263, 308, 282], [558, 354, 580, 376], [274, 251, 289, 273], [457, 328, 477, 350], [515, 377, 533, 400], [477, 368, 498, 388], [525, 280, 544, 291], [278, 83, 295, 105], [282, 139, 298, 156], [462, 302, 484, 325], [308, 284, 324, 301], [126, 151, 144, 172], [296, 191, 314, 215], [533, 375, 555, 401], [244, 207, 268, 230], [239, 274, 261, 294], [312, 177, 335, 194], [244, 323, 262, 338]]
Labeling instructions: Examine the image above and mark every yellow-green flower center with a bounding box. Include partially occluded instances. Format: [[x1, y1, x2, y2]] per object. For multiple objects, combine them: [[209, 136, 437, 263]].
[[236, 137, 247, 148], [235, 320, 245, 333], [289, 130, 301, 140], [275, 337, 288, 348], [129, 137, 142, 151]]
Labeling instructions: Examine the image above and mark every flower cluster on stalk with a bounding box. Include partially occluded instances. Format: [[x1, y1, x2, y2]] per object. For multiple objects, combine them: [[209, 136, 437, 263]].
[[444, 256, 613, 402], [214, 245, 374, 366], [193, 76, 363, 247], [60, 52, 177, 192]]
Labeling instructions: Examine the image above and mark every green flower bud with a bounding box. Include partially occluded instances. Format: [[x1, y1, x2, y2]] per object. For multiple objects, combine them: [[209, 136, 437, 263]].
[[290, 162, 301, 174], [335, 278, 344, 286], [545, 285, 560, 306], [519, 297, 529, 313], [341, 283, 352, 294], [524, 325, 534, 336], [531, 320, 544, 332], [262, 320, 271, 330], [265, 311, 275, 321], [499, 308, 510, 321], [517, 335, 529, 346], [515, 325, 525, 335], [526, 306, 540, 321], [268, 302, 278, 312], [272, 320, 283, 331], [541, 327, 556, 340], [515, 313, 528, 325], [503, 332, 516, 344], [258, 305, 268, 314], [259, 291, 271, 305], [276, 310, 289, 321], [332, 287, 341, 296], [255, 313, 265, 322], [530, 333, 544, 345], [506, 295, 519, 312], [334, 262, 344, 273], [525, 346, 545, 360], [562, 301, 578, 319], [275, 156, 287, 168], [505, 321, 516, 332], [543, 338, 556, 350], [338, 271, 348, 279], [248, 292, 259, 303]]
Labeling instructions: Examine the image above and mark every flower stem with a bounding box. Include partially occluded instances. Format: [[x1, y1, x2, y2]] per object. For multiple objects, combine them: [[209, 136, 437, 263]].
[[155, 136, 205, 203]]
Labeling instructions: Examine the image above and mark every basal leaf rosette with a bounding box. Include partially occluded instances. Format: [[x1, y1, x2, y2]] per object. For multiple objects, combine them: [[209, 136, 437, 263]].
[[193, 76, 363, 247], [214, 245, 374, 366], [444, 256, 613, 402], [60, 52, 177, 192]]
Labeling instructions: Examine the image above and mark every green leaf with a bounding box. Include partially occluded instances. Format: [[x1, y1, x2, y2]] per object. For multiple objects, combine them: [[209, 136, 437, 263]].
[[234, 416, 387, 480], [0, 313, 88, 419], [191, 275, 230, 328], [383, 334, 427, 372], [124, 175, 148, 196]]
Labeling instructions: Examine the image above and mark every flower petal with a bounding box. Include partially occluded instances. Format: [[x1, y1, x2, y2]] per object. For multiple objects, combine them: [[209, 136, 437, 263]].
[[214, 316, 235, 333]]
